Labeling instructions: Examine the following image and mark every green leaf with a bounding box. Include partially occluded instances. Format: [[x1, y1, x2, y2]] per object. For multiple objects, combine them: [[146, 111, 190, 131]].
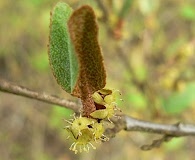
[[163, 83, 195, 114], [48, 2, 78, 93], [49, 3, 106, 100], [49, 4, 106, 116]]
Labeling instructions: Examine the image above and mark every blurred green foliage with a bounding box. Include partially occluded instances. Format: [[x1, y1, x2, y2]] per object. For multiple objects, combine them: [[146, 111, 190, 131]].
[[0, 0, 195, 160], [30, 51, 49, 71], [180, 5, 195, 20], [49, 105, 73, 130], [163, 138, 185, 151], [163, 82, 195, 114]]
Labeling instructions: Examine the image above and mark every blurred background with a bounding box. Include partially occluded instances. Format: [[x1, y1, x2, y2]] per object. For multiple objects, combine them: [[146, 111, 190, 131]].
[[0, 0, 195, 159]]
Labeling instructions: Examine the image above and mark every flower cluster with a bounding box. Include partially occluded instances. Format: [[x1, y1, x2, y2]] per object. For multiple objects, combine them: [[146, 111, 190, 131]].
[[65, 115, 108, 154], [90, 88, 121, 122], [64, 88, 120, 154]]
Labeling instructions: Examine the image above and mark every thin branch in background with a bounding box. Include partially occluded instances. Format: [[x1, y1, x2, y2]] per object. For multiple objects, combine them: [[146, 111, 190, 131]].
[[116, 46, 145, 91], [96, 0, 109, 22], [96, 0, 114, 36], [140, 135, 173, 150], [0, 78, 80, 112]]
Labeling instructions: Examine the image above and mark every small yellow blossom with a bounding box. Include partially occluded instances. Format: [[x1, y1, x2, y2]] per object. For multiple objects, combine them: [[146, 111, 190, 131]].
[[65, 116, 108, 154], [90, 88, 121, 121]]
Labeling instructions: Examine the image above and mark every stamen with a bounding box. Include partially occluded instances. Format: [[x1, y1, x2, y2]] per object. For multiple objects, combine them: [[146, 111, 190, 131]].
[[68, 113, 77, 121], [69, 142, 76, 150], [83, 145, 88, 152], [88, 142, 96, 149], [63, 126, 69, 129], [114, 89, 121, 95], [102, 134, 109, 141], [79, 145, 82, 153], [72, 113, 77, 120], [74, 150, 78, 154], [94, 137, 97, 143], [72, 142, 78, 152], [112, 105, 121, 113], [86, 144, 90, 151], [107, 117, 113, 123], [78, 131, 82, 136], [113, 114, 121, 119], [64, 119, 73, 125], [110, 102, 117, 106]]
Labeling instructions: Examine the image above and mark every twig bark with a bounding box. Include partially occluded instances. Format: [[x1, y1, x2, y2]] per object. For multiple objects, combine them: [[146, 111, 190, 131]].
[[1, 79, 195, 141], [125, 116, 195, 136], [0, 79, 80, 112]]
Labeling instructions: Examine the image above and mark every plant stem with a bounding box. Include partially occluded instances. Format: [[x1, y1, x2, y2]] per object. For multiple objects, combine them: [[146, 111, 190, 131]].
[[1, 78, 195, 145], [0, 78, 80, 111]]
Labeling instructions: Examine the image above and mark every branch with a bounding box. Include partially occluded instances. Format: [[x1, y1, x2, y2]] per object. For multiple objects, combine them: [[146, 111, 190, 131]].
[[105, 115, 195, 150], [124, 116, 195, 136], [104, 115, 195, 138], [1, 79, 195, 149], [96, 0, 109, 22], [125, 116, 195, 150], [0, 79, 80, 112]]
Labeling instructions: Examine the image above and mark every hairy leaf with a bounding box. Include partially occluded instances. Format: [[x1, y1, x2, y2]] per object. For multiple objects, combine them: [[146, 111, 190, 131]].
[[68, 5, 106, 98], [49, 4, 106, 116], [48, 2, 78, 93]]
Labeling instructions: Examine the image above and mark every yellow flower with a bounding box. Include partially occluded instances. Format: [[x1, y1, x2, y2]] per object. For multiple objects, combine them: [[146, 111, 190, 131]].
[[90, 88, 121, 121], [65, 116, 108, 154]]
